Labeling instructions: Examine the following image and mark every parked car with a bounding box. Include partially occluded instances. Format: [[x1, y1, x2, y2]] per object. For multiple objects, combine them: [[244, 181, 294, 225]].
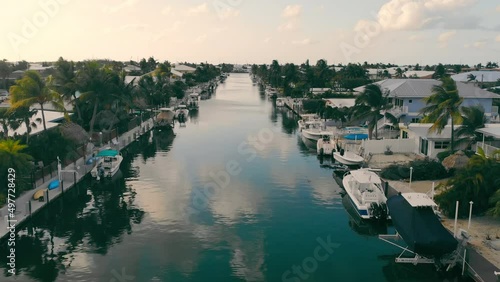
[[0, 90, 9, 102]]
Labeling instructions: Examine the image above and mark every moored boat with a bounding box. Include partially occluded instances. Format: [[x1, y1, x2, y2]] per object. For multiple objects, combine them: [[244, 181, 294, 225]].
[[91, 148, 123, 180], [155, 107, 175, 129], [342, 169, 389, 220], [317, 134, 338, 155], [333, 149, 364, 166]]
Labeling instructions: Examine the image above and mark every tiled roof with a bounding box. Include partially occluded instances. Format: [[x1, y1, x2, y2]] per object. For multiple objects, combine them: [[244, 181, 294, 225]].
[[354, 79, 500, 99]]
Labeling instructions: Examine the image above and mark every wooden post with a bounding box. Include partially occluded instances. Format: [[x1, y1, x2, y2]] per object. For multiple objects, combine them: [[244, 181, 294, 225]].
[[28, 201, 32, 217], [61, 178, 64, 193]]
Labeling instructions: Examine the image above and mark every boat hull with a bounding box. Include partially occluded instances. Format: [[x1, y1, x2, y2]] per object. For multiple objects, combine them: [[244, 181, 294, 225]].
[[333, 151, 364, 165], [302, 130, 323, 141], [342, 171, 388, 220], [343, 175, 370, 219], [317, 139, 336, 155]]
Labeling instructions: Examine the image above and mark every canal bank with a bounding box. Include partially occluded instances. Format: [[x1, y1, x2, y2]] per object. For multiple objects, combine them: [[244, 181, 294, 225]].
[[0, 118, 155, 242]]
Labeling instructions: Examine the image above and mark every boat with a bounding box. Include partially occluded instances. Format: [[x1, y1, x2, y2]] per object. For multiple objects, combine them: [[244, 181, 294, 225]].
[[187, 92, 200, 111], [275, 97, 285, 107], [33, 189, 45, 201], [342, 195, 388, 236], [342, 169, 389, 220], [48, 179, 60, 190], [175, 104, 189, 122], [378, 193, 462, 269], [317, 134, 338, 156], [155, 107, 175, 129], [333, 149, 364, 166], [297, 114, 321, 132], [386, 193, 458, 256], [301, 121, 332, 141], [90, 148, 123, 180]]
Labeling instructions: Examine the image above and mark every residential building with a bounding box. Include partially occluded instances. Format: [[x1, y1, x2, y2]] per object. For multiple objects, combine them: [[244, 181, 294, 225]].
[[354, 79, 500, 125], [451, 70, 500, 83], [173, 64, 196, 74]]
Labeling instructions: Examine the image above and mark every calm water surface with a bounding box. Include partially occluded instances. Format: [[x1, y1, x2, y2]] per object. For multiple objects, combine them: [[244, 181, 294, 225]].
[[1, 74, 460, 282]]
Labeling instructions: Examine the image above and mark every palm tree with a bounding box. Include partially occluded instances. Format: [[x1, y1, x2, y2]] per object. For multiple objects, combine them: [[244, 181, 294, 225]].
[[9, 71, 65, 132], [420, 77, 463, 151], [0, 139, 34, 179], [76, 61, 116, 137], [0, 59, 11, 90], [352, 84, 398, 139], [54, 57, 82, 123], [454, 105, 486, 149]]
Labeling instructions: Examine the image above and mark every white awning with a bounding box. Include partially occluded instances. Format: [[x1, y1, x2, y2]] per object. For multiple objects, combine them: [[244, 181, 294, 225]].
[[476, 127, 500, 138]]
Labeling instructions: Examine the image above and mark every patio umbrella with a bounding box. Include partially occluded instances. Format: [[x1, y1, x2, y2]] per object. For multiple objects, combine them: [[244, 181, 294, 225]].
[[442, 151, 470, 171]]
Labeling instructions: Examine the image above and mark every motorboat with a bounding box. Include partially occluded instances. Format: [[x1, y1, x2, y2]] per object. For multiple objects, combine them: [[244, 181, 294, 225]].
[[187, 92, 200, 111], [155, 107, 175, 129], [317, 134, 338, 156], [175, 104, 189, 122], [302, 121, 332, 141], [276, 97, 285, 107], [297, 114, 321, 132], [91, 148, 123, 180], [333, 148, 364, 166], [342, 169, 389, 220]]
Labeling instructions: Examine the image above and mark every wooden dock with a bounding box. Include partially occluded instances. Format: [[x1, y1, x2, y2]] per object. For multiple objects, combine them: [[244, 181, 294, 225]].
[[0, 118, 155, 241], [283, 98, 303, 117]]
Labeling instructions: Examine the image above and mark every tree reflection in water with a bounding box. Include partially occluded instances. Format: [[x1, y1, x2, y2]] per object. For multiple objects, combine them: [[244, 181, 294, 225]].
[[0, 138, 148, 282]]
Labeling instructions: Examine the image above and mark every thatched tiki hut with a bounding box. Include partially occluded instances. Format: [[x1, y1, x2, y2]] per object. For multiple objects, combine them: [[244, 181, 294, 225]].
[[442, 151, 470, 171], [60, 122, 91, 163]]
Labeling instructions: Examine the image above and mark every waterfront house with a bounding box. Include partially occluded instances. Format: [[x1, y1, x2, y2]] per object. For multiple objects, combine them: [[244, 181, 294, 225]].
[[451, 70, 500, 83], [323, 98, 355, 109], [173, 64, 196, 74], [403, 70, 434, 79], [309, 88, 332, 96], [169, 69, 185, 82], [400, 124, 465, 158], [354, 79, 500, 125]]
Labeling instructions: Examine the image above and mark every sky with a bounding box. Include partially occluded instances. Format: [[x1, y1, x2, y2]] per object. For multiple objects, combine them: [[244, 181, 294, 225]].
[[1, 0, 500, 66]]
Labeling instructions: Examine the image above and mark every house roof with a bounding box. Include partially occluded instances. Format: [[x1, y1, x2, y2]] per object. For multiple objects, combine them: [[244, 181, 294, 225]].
[[323, 98, 356, 108], [354, 79, 500, 99], [173, 64, 196, 72], [451, 71, 500, 83], [123, 65, 141, 72], [408, 123, 462, 140], [171, 69, 183, 77], [403, 70, 434, 78], [476, 125, 500, 138]]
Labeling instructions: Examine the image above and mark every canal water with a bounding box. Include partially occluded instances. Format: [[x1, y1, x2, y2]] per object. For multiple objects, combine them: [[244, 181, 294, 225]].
[[1, 73, 464, 282]]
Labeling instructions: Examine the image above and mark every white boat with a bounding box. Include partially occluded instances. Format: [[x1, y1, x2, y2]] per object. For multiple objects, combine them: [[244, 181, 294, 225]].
[[187, 93, 200, 111], [342, 169, 389, 220], [91, 148, 123, 180], [276, 98, 285, 107], [301, 121, 332, 141], [155, 107, 175, 129], [175, 104, 189, 121], [297, 114, 321, 132], [333, 149, 364, 166], [317, 134, 338, 156]]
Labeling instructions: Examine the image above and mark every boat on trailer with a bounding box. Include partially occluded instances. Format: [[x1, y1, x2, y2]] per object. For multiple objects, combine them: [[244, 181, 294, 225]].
[[379, 193, 466, 271]]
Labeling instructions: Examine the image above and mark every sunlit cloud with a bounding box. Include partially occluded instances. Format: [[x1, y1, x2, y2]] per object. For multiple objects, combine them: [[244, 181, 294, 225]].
[[282, 4, 302, 18], [218, 7, 240, 19], [292, 38, 311, 45], [195, 34, 208, 43], [188, 3, 209, 15], [278, 21, 296, 32], [161, 6, 172, 15], [102, 0, 139, 13], [437, 30, 456, 48], [496, 35, 500, 42]]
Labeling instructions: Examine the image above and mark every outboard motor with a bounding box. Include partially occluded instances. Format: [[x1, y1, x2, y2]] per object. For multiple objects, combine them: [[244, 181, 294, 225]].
[[340, 149, 345, 156]]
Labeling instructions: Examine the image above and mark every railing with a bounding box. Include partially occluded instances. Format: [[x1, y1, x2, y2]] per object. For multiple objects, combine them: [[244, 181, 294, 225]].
[[476, 142, 500, 158]]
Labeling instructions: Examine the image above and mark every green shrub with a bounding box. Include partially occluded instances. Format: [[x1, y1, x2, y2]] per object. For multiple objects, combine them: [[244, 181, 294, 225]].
[[380, 159, 449, 181], [302, 99, 326, 113]]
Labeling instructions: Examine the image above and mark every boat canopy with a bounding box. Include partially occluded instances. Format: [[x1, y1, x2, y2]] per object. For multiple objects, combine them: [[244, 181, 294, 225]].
[[349, 169, 381, 184], [159, 107, 174, 112], [387, 193, 458, 256], [97, 149, 119, 157]]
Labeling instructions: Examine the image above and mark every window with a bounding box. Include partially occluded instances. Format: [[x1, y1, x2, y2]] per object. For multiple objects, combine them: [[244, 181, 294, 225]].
[[434, 141, 450, 149], [409, 100, 412, 103], [420, 138, 428, 155], [411, 118, 420, 123], [402, 131, 408, 139]]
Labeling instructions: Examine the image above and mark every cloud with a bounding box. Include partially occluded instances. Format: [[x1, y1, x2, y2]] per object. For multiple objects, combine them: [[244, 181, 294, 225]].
[[161, 6, 172, 15], [408, 34, 425, 41], [195, 34, 208, 43], [361, 0, 479, 31], [497, 5, 500, 12], [472, 40, 487, 48], [496, 35, 500, 42], [218, 7, 240, 20], [263, 37, 271, 43], [438, 30, 456, 48], [278, 21, 296, 32], [153, 21, 183, 42], [292, 38, 311, 45], [104, 23, 149, 34], [103, 0, 139, 13], [188, 3, 208, 15], [282, 4, 301, 18]]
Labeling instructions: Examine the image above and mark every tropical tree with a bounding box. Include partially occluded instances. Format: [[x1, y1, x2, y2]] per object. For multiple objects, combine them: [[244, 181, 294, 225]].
[[466, 73, 477, 83], [435, 147, 500, 217], [54, 57, 82, 123], [0, 108, 19, 138], [420, 77, 463, 151], [352, 84, 398, 139], [455, 105, 486, 148], [0, 139, 34, 198], [395, 67, 404, 78], [76, 61, 117, 137], [0, 59, 11, 89], [432, 63, 446, 79], [9, 71, 65, 132], [12, 106, 40, 144]]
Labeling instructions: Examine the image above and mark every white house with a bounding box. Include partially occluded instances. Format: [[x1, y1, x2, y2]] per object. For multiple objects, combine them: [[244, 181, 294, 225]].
[[123, 64, 141, 73], [452, 71, 500, 83], [323, 98, 355, 109], [402, 123, 465, 158], [173, 64, 196, 74], [309, 88, 332, 95], [403, 70, 434, 79]]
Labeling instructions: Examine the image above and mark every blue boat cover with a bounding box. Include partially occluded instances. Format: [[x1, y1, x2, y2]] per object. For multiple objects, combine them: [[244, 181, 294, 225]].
[[48, 180, 59, 190], [387, 194, 458, 256], [97, 149, 119, 157], [344, 133, 369, 140]]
